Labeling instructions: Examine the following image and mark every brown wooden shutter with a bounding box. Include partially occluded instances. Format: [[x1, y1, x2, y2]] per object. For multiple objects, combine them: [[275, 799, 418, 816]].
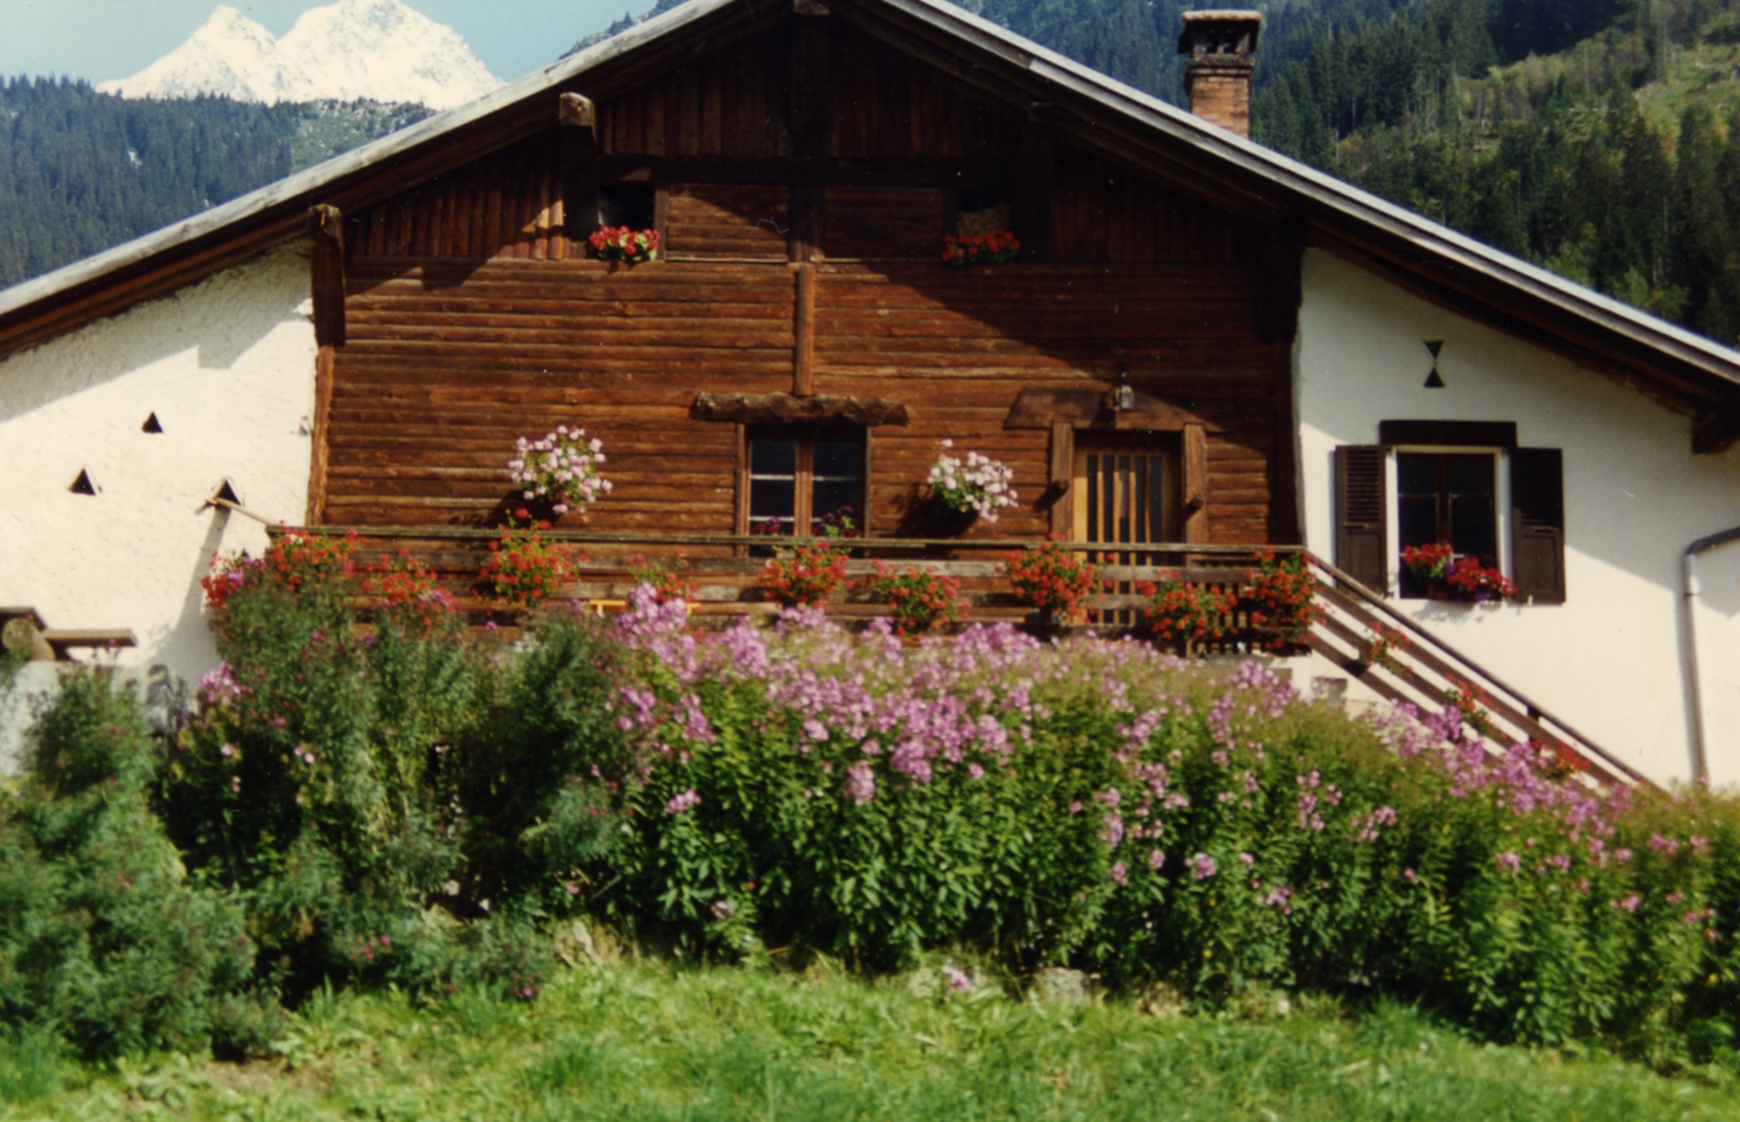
[[1334, 445, 1387, 593], [1510, 447, 1565, 604]]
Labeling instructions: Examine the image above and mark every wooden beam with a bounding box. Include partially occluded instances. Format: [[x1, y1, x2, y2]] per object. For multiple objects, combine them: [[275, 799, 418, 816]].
[[1004, 386, 1247, 431], [691, 391, 908, 426], [599, 156, 1012, 188], [788, 184, 823, 261], [1694, 397, 1740, 455], [559, 92, 600, 243], [1048, 420, 1074, 538], [1013, 113, 1056, 261], [307, 204, 346, 347], [306, 345, 335, 524], [789, 3, 831, 159], [1256, 217, 1303, 345], [793, 263, 817, 396], [1182, 422, 1209, 544]]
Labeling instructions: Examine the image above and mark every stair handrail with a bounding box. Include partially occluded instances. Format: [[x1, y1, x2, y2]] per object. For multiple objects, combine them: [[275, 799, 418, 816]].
[[1301, 552, 1650, 788]]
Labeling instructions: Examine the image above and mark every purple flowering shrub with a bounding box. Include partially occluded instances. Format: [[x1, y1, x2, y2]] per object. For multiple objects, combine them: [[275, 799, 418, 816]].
[[602, 589, 1740, 1056]]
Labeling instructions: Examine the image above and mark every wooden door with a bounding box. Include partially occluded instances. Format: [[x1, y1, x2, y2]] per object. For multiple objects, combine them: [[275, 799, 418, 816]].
[[1073, 437, 1181, 623]]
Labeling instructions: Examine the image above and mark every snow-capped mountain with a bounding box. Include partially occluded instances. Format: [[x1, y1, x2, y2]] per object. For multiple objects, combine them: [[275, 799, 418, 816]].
[[97, 0, 502, 111]]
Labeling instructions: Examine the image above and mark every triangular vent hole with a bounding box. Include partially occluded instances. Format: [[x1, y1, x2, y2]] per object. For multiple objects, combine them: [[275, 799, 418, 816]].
[[142, 412, 163, 433], [69, 469, 97, 496]]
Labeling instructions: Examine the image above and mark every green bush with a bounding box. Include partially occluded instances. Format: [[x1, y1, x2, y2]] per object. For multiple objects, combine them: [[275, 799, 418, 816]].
[[0, 672, 276, 1060], [167, 531, 622, 1003]]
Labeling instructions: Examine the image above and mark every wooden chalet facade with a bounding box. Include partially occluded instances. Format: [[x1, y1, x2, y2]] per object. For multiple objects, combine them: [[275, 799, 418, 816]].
[[306, 7, 1296, 555]]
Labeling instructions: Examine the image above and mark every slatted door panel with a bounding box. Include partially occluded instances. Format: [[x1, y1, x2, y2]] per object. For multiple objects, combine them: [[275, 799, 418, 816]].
[[1074, 443, 1179, 625]]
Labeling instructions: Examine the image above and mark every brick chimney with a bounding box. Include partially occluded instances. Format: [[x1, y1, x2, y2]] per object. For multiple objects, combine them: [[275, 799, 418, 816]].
[[1177, 10, 1262, 138]]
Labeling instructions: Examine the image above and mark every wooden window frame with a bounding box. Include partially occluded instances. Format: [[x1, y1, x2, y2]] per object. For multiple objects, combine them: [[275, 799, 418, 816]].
[[1394, 449, 1500, 599], [1334, 432, 1565, 604], [738, 425, 867, 538]]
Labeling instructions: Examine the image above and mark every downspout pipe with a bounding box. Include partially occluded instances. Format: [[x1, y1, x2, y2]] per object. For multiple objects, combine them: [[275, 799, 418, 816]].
[[1683, 525, 1740, 784]]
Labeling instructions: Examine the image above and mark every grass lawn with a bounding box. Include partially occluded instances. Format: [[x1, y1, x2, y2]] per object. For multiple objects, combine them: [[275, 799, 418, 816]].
[[6, 960, 1740, 1121]]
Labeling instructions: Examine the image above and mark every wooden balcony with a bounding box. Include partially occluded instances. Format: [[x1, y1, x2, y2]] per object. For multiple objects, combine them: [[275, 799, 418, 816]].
[[312, 526, 1296, 654]]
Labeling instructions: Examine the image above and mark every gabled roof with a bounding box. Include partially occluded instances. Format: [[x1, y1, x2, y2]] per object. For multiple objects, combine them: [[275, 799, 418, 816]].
[[4, 0, 1739, 428]]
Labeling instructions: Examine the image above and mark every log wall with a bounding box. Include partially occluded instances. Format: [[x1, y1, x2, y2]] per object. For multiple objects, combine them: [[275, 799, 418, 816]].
[[321, 19, 1291, 546]]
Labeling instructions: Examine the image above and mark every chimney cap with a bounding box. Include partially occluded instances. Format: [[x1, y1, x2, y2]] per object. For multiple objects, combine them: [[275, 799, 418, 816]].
[[1177, 10, 1262, 57], [1179, 9, 1263, 23]]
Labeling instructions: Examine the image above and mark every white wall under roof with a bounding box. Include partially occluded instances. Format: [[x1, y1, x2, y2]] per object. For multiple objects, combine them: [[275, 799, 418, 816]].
[[1297, 247, 1740, 788], [0, 244, 315, 695]]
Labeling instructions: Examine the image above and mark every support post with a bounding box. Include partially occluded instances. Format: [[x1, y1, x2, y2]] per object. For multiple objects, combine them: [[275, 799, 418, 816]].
[[1013, 111, 1056, 262], [790, 0, 831, 159], [307, 204, 345, 347], [793, 263, 817, 396], [1182, 422, 1210, 543], [559, 92, 600, 242]]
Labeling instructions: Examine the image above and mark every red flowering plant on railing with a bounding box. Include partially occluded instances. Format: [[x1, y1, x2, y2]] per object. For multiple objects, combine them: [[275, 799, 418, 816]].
[[867, 562, 969, 637], [1135, 572, 1236, 644], [1401, 542, 1517, 602], [1244, 549, 1319, 647], [588, 225, 660, 264], [1530, 737, 1592, 781], [479, 510, 577, 608], [1003, 538, 1098, 621], [1361, 624, 1411, 671], [760, 541, 851, 607], [1444, 675, 1498, 739], [203, 528, 359, 613], [628, 551, 696, 606], [941, 229, 1021, 266], [362, 550, 456, 634]]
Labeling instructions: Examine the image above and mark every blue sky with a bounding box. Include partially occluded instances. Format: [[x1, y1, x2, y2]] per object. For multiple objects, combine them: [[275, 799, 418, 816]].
[[0, 0, 634, 86]]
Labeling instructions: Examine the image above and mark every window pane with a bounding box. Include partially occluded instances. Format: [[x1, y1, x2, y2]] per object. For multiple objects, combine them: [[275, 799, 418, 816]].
[[751, 439, 797, 477], [751, 477, 795, 535], [1447, 454, 1494, 496], [1396, 453, 1436, 496], [1451, 494, 1497, 567], [1398, 496, 1438, 550], [813, 439, 861, 479], [812, 480, 859, 530]]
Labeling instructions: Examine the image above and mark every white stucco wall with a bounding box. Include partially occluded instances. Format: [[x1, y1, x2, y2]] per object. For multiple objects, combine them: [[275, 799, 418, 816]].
[[0, 244, 316, 709], [1298, 248, 1740, 788]]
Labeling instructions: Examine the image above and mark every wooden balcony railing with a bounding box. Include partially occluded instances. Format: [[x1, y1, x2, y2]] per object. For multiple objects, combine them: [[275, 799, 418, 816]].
[[287, 527, 1644, 789]]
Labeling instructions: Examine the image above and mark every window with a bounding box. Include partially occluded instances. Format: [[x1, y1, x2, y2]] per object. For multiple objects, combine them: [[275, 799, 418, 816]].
[[746, 427, 864, 537], [1395, 452, 1497, 597], [595, 182, 656, 230], [1334, 425, 1564, 603]]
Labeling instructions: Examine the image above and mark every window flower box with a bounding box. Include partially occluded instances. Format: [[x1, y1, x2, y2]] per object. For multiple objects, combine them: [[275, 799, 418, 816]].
[[1400, 543, 1517, 603], [588, 225, 660, 264]]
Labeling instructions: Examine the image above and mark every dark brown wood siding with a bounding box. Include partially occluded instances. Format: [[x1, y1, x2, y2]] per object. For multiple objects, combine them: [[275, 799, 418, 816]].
[[349, 137, 569, 262], [813, 263, 1278, 543], [666, 184, 791, 258], [325, 260, 794, 528], [318, 19, 1290, 546]]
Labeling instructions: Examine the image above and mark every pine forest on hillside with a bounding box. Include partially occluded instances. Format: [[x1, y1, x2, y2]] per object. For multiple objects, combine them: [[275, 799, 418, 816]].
[[1252, 0, 1740, 344], [0, 79, 425, 289], [7, 0, 1740, 345]]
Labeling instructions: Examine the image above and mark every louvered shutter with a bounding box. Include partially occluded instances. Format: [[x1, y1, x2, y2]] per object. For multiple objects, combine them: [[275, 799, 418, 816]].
[[1334, 445, 1387, 593], [1510, 448, 1565, 604]]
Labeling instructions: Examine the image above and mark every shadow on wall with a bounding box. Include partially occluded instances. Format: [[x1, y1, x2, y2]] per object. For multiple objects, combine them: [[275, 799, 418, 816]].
[[0, 245, 312, 427], [146, 510, 231, 697]]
